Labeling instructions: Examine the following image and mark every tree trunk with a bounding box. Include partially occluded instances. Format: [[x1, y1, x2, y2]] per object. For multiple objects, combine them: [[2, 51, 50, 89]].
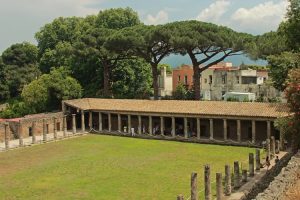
[[103, 61, 112, 98], [151, 63, 159, 100], [188, 52, 201, 100], [193, 65, 201, 100]]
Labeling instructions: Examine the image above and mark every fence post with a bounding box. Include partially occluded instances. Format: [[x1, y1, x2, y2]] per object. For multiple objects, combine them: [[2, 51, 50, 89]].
[[249, 153, 254, 177], [255, 149, 261, 171], [266, 139, 271, 159], [224, 165, 231, 196], [275, 140, 280, 154], [234, 161, 240, 189], [204, 165, 211, 200], [191, 172, 198, 200], [242, 170, 247, 182], [270, 136, 275, 158], [216, 172, 223, 200], [4, 123, 9, 150]]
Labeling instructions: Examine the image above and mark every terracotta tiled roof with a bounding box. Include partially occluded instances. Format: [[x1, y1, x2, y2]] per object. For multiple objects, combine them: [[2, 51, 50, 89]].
[[64, 98, 290, 119]]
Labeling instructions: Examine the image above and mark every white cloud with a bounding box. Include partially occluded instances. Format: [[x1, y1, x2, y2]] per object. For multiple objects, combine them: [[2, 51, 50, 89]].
[[0, 0, 102, 52], [196, 0, 231, 23], [145, 10, 169, 25], [231, 1, 288, 33]]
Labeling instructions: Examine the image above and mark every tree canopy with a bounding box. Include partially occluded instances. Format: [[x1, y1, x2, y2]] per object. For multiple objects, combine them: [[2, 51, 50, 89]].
[[0, 42, 40, 101], [22, 67, 82, 113], [167, 20, 253, 99]]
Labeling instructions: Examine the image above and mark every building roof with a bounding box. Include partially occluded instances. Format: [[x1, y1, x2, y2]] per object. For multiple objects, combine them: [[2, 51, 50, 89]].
[[64, 98, 290, 119]]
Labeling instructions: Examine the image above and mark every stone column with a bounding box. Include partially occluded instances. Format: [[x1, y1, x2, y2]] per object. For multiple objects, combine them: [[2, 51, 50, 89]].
[[160, 117, 164, 136], [234, 161, 240, 189], [138, 115, 142, 134], [255, 149, 261, 171], [63, 115, 67, 137], [225, 165, 231, 196], [99, 112, 103, 132], [191, 172, 198, 200], [43, 119, 47, 142], [223, 119, 227, 141], [204, 165, 211, 200], [128, 115, 131, 134], [216, 173, 222, 200], [89, 111, 93, 129], [53, 117, 57, 140], [237, 120, 241, 142], [197, 118, 201, 139], [72, 114, 76, 134], [108, 113, 112, 132], [177, 195, 184, 200], [275, 140, 280, 154], [149, 116, 153, 135], [184, 117, 188, 139], [249, 153, 254, 177], [242, 170, 247, 182], [270, 136, 276, 157], [4, 123, 9, 150], [267, 121, 271, 139], [19, 122, 23, 147], [209, 119, 213, 140], [172, 117, 176, 137], [32, 121, 36, 144], [252, 120, 256, 143], [118, 114, 121, 132], [81, 111, 85, 133], [266, 139, 271, 159]]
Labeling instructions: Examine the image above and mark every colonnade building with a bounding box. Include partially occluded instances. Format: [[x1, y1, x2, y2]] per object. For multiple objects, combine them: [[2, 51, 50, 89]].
[[63, 98, 289, 145]]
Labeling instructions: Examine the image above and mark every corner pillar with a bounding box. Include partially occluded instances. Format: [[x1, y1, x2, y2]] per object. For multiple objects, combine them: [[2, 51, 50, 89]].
[[108, 113, 112, 132]]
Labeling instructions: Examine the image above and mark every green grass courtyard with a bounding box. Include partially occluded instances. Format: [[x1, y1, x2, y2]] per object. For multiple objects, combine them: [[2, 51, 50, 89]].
[[0, 135, 255, 200]]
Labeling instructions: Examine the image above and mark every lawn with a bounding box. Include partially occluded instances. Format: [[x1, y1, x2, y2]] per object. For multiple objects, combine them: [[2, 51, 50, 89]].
[[0, 135, 255, 200]]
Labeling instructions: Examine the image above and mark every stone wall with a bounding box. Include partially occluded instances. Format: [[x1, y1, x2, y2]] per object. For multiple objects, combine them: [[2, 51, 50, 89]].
[[254, 151, 300, 200], [238, 152, 293, 200], [0, 112, 63, 142]]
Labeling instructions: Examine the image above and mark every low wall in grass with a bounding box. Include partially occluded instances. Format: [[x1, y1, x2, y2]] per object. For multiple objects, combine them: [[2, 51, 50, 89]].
[[253, 151, 300, 200]]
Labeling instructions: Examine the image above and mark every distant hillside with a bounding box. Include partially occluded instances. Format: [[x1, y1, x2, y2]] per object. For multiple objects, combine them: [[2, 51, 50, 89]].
[[161, 54, 267, 68]]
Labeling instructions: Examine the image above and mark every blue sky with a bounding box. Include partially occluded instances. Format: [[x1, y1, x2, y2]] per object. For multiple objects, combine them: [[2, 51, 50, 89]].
[[0, 0, 288, 66]]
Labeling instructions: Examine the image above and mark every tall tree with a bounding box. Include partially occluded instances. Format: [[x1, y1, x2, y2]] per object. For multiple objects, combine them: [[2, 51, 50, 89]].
[[106, 24, 173, 99], [73, 8, 141, 97], [168, 20, 253, 100], [282, 0, 300, 50], [1, 42, 40, 100], [267, 52, 300, 91]]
